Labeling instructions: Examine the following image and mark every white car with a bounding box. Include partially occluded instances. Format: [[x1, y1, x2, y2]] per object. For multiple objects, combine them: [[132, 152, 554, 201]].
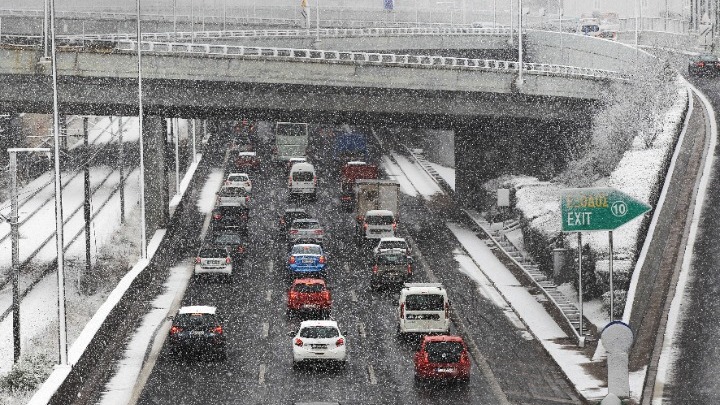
[[288, 218, 325, 246], [194, 247, 234, 281], [291, 320, 347, 367], [372, 237, 411, 257], [216, 186, 250, 208], [224, 173, 252, 192]]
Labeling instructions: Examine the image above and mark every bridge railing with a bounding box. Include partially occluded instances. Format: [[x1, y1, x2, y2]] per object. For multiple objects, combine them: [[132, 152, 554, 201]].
[[114, 40, 625, 81], [59, 26, 513, 42]]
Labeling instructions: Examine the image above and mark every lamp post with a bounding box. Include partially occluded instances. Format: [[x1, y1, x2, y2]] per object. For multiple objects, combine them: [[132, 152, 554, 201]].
[[8, 147, 51, 364], [314, 0, 320, 43], [136, 0, 148, 260], [49, 0, 68, 366], [518, 0, 523, 86]]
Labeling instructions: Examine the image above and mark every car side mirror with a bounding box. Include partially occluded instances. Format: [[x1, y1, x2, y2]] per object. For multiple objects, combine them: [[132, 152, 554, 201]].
[[287, 330, 296, 337]]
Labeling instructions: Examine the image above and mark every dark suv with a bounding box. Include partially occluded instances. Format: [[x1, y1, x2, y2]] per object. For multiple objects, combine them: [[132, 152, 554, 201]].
[[169, 306, 226, 359], [211, 206, 249, 233], [279, 208, 311, 236], [370, 249, 412, 289], [207, 230, 248, 262]]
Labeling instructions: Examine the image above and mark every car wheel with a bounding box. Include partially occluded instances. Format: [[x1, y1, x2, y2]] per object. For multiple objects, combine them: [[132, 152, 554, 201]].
[[292, 360, 301, 370], [414, 374, 424, 385]]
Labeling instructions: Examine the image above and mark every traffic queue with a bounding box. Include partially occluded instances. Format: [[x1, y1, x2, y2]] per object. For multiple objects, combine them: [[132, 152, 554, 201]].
[[167, 121, 471, 383]]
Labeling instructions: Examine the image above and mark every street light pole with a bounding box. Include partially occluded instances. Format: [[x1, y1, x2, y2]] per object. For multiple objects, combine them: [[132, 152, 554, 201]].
[[172, 0, 177, 38], [49, 0, 69, 367], [315, 0, 320, 43], [136, 0, 148, 260], [518, 0, 523, 85], [8, 147, 51, 364]]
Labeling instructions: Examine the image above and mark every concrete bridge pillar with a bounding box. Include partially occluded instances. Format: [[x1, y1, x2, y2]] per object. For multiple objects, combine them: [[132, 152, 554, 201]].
[[142, 115, 170, 239]]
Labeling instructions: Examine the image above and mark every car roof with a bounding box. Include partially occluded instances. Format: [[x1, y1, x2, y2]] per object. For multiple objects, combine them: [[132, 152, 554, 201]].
[[299, 319, 338, 328], [402, 283, 446, 294], [291, 243, 323, 250], [284, 208, 308, 214], [379, 237, 406, 243], [293, 278, 326, 285], [291, 162, 315, 171], [423, 335, 465, 343], [289, 157, 307, 162], [238, 151, 257, 156], [198, 246, 230, 253], [227, 172, 249, 177], [292, 218, 318, 223], [178, 305, 216, 315], [366, 209, 394, 216]]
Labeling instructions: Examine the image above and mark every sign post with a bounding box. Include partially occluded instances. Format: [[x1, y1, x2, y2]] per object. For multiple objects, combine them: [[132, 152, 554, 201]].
[[560, 188, 651, 339]]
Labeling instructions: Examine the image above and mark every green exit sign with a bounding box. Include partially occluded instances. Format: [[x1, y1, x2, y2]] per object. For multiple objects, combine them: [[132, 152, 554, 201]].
[[561, 188, 652, 232]]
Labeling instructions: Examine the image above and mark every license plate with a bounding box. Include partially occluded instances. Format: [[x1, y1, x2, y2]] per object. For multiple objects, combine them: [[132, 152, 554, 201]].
[[208, 260, 221, 265], [437, 368, 455, 373], [371, 230, 382, 234], [302, 258, 314, 264], [304, 304, 318, 309], [311, 344, 327, 350], [192, 331, 205, 336]]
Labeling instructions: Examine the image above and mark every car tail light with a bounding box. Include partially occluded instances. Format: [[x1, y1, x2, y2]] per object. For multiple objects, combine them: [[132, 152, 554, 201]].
[[407, 265, 413, 275], [289, 291, 298, 301], [445, 302, 449, 319], [356, 215, 363, 222], [170, 326, 182, 335], [336, 338, 344, 346], [294, 338, 303, 347], [372, 265, 378, 273], [272, 146, 278, 154], [696, 61, 705, 67], [321, 291, 330, 301], [224, 180, 230, 185], [400, 303, 405, 318], [363, 223, 368, 230], [245, 196, 250, 203], [289, 256, 296, 264], [279, 218, 285, 225], [237, 246, 245, 254], [195, 257, 201, 264], [341, 196, 351, 201], [213, 325, 223, 334], [319, 256, 326, 264], [212, 213, 222, 220], [392, 222, 397, 231], [314, 229, 324, 235], [225, 257, 232, 264], [288, 176, 292, 187], [313, 177, 317, 186], [290, 230, 299, 234]]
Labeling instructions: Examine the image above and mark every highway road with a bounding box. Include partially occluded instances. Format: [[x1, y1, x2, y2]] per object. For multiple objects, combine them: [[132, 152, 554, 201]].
[[662, 76, 720, 403], [128, 123, 580, 405]]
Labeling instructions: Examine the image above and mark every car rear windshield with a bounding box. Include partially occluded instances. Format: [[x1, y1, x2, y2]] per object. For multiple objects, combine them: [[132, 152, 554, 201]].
[[405, 294, 445, 311], [380, 241, 407, 250], [199, 248, 227, 258], [425, 341, 463, 363], [366, 215, 394, 225], [220, 188, 248, 197], [174, 313, 218, 329], [291, 245, 322, 255], [377, 253, 408, 265], [293, 283, 326, 293], [212, 234, 243, 244], [292, 171, 314, 182], [293, 220, 320, 229], [228, 174, 249, 181], [299, 326, 339, 338], [285, 211, 310, 222]]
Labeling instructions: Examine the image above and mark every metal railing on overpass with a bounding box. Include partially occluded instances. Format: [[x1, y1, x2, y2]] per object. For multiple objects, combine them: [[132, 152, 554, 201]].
[[115, 40, 626, 81], [59, 26, 513, 42]]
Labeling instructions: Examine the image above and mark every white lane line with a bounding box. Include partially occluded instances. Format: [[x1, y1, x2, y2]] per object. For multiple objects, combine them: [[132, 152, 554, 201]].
[[268, 260, 274, 274], [367, 364, 377, 385], [358, 322, 367, 339], [266, 290, 272, 302], [259, 364, 266, 385], [262, 322, 269, 338], [344, 262, 350, 272], [350, 290, 358, 303]]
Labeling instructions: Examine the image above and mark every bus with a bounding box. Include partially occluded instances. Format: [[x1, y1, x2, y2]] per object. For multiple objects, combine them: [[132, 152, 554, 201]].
[[273, 122, 309, 163]]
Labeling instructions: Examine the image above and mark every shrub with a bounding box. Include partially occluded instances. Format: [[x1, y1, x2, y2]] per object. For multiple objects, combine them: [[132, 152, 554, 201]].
[[602, 290, 628, 319], [520, 219, 554, 277], [0, 354, 52, 393], [572, 244, 604, 300]]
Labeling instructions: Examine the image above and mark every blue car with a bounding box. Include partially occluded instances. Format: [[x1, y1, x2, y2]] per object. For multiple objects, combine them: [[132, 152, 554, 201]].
[[287, 244, 327, 277]]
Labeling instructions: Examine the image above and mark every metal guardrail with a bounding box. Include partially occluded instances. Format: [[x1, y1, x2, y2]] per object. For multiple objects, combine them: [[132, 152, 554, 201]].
[[114, 40, 625, 81], [60, 26, 514, 42]]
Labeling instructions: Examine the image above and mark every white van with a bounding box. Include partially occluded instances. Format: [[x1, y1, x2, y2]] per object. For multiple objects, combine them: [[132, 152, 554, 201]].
[[361, 209, 396, 241], [398, 283, 450, 335], [288, 162, 317, 200]]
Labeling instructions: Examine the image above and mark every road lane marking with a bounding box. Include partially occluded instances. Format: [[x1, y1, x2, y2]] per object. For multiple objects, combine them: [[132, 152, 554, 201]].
[[367, 364, 377, 385], [358, 322, 366, 339], [266, 290, 272, 302], [268, 260, 274, 274], [262, 322, 269, 338], [344, 262, 350, 272], [350, 290, 358, 303], [259, 364, 266, 385]]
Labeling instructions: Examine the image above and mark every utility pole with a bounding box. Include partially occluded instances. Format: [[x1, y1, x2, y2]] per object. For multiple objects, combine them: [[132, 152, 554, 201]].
[[82, 117, 91, 294], [118, 117, 125, 224]]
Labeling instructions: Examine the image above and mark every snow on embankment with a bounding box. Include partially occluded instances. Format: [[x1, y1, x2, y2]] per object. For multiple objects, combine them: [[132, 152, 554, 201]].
[[510, 79, 688, 258]]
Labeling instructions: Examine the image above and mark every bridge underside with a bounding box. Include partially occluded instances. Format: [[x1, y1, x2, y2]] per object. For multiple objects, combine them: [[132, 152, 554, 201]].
[[0, 74, 594, 126]]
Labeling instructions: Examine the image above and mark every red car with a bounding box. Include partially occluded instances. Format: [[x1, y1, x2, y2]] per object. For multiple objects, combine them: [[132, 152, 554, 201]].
[[235, 151, 260, 171], [414, 335, 471, 382], [287, 278, 332, 318]]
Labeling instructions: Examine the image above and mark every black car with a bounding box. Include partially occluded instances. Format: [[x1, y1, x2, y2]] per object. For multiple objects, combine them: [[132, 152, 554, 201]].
[[211, 206, 248, 232], [279, 208, 311, 236], [688, 54, 720, 76], [168, 306, 226, 359], [208, 230, 248, 262]]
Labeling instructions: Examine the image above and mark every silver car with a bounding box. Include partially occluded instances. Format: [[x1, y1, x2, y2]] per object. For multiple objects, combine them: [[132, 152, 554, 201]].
[[288, 218, 325, 247]]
